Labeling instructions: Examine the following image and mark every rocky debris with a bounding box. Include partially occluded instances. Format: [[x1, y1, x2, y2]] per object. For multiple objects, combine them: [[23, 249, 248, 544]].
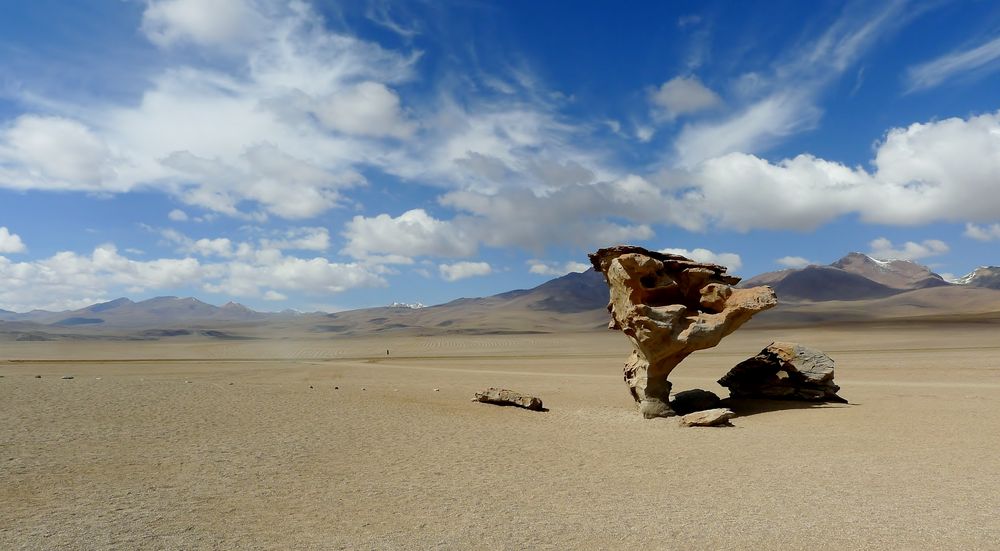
[[718, 342, 847, 403], [670, 389, 722, 415], [473, 387, 544, 411], [589, 245, 777, 418], [61, 375, 74, 380], [679, 408, 735, 427], [34, 375, 41, 378]]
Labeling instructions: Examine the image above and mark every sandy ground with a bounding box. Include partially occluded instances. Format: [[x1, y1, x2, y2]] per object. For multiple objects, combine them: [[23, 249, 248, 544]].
[[3, 324, 1000, 550]]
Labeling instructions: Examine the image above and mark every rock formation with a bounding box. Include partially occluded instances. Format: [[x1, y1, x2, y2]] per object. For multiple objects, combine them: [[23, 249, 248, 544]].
[[589, 245, 777, 418], [473, 388, 545, 411], [718, 342, 846, 403]]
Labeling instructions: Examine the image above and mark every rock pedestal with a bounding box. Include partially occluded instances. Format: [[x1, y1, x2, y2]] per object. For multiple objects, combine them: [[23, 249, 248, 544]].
[[718, 342, 847, 403], [589, 245, 777, 418]]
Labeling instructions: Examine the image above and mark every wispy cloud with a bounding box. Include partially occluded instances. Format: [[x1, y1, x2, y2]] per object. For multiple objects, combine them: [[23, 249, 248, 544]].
[[906, 35, 1000, 92], [673, 0, 912, 167]]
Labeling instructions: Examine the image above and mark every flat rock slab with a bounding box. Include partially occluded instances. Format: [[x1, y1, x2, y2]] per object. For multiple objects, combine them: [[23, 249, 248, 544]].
[[472, 388, 544, 411], [679, 408, 735, 427]]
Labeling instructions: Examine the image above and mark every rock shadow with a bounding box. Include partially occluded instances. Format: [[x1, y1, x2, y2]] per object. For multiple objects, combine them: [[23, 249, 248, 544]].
[[720, 397, 851, 418]]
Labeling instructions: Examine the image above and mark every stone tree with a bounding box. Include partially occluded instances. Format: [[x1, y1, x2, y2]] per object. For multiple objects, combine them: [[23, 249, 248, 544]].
[[589, 246, 777, 418]]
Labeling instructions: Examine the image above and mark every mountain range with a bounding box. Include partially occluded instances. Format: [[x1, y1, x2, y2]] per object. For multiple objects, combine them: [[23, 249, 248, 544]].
[[2, 253, 999, 340]]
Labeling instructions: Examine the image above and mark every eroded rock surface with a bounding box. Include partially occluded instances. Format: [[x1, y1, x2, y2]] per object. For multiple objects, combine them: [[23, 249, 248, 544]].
[[472, 388, 545, 411], [679, 408, 735, 427], [590, 245, 777, 418], [718, 342, 847, 403]]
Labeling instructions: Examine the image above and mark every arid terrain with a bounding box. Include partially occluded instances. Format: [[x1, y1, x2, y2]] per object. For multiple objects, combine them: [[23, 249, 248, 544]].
[[4, 321, 1000, 549]]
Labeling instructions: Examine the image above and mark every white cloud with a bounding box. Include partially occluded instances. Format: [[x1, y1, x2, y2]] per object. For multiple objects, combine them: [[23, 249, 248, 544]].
[[964, 223, 1000, 242], [0, 239, 385, 311], [342, 209, 475, 260], [168, 209, 189, 222], [0, 227, 27, 253], [668, 110, 1000, 232], [141, 0, 266, 49], [263, 290, 287, 301], [1, 1, 418, 220], [313, 81, 416, 138], [439, 261, 491, 282], [776, 256, 813, 269], [528, 260, 590, 276], [659, 248, 742, 271], [868, 237, 948, 261], [650, 76, 721, 121], [0, 115, 112, 189], [906, 35, 1000, 92]]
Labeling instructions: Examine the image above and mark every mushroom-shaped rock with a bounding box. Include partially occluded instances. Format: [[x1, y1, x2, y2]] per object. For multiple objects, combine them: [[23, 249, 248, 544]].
[[589, 245, 777, 418], [718, 342, 847, 403]]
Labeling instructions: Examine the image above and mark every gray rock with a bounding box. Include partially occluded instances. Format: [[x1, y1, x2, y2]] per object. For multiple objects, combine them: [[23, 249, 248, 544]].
[[473, 387, 544, 411], [718, 342, 847, 403], [670, 389, 721, 415], [61, 375, 74, 380], [680, 408, 735, 427]]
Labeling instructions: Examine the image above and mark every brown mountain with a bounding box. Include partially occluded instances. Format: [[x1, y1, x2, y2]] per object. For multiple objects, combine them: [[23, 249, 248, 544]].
[[742, 253, 949, 302], [830, 252, 948, 289]]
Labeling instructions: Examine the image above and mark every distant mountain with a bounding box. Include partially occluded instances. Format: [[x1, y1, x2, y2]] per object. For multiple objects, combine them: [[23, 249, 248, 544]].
[[955, 266, 1000, 289], [831, 252, 948, 290], [743, 253, 949, 302], [0, 296, 268, 327]]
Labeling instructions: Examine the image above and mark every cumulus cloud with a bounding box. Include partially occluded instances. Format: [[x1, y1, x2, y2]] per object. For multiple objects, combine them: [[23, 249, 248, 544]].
[[906, 35, 1000, 92], [168, 209, 189, 222], [650, 76, 721, 121], [261, 227, 330, 251], [776, 256, 813, 269], [1, 1, 418, 219], [0, 227, 27, 253], [439, 261, 491, 282], [868, 237, 948, 260], [342, 209, 475, 260], [0, 115, 112, 190], [141, 0, 266, 49], [659, 248, 742, 271], [0, 240, 385, 312], [964, 223, 1000, 241], [527, 260, 590, 276]]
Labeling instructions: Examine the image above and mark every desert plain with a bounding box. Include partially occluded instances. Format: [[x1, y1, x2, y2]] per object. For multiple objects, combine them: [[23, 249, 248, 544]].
[[3, 320, 1000, 550]]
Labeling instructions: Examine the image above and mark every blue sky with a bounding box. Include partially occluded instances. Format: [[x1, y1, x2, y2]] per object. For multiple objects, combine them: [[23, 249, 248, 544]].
[[2, 0, 1000, 312]]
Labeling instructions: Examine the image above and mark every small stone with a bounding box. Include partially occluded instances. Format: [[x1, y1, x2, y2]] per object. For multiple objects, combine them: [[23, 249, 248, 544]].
[[433, 388, 440, 392], [680, 408, 735, 427], [334, 386, 339, 390], [309, 385, 314, 389], [94, 377, 101, 380], [35, 375, 41, 378], [61, 375, 74, 380], [228, 382, 234, 385], [185, 380, 192, 384], [362, 388, 366, 391]]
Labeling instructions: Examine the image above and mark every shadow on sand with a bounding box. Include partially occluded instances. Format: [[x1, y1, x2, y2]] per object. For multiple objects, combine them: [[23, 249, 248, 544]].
[[720, 397, 852, 418]]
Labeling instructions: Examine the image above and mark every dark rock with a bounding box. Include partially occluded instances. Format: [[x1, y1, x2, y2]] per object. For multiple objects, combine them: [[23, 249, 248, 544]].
[[61, 375, 74, 380], [670, 389, 722, 415], [473, 387, 544, 411], [718, 342, 847, 403]]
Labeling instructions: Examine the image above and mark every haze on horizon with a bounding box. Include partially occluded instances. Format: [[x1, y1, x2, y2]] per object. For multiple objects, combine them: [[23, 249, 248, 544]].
[[2, 0, 1000, 313]]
